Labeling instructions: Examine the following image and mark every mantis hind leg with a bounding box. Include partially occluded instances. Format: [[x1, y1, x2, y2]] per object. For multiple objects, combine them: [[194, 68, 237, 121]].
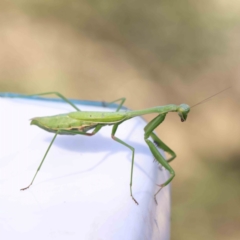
[[102, 98, 126, 112], [21, 125, 103, 191], [111, 123, 138, 205], [29, 92, 126, 112], [27, 92, 81, 111], [144, 114, 176, 204], [20, 131, 59, 190]]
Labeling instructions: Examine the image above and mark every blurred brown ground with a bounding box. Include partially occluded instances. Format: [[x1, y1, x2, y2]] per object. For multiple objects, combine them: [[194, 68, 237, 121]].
[[0, 1, 240, 239]]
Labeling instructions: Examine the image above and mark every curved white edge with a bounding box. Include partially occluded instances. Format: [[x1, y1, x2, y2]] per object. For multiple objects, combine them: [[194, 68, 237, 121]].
[[0, 97, 170, 240]]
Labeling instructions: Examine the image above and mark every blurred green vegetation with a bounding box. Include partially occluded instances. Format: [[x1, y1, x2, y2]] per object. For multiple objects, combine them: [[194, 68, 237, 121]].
[[0, 1, 240, 239], [173, 156, 240, 240], [1, 0, 236, 82]]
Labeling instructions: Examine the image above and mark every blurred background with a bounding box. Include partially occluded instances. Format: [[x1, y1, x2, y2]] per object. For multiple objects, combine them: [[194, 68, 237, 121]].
[[0, 1, 240, 239]]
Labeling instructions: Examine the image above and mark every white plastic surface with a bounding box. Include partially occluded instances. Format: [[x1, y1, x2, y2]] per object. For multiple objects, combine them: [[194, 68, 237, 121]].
[[0, 97, 170, 240]]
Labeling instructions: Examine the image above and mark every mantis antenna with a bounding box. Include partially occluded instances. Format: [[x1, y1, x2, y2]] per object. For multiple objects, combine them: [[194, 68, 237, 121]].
[[190, 86, 231, 109]]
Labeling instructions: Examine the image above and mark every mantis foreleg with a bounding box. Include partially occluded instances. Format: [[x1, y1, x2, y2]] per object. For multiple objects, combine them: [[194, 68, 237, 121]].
[[150, 132, 176, 163], [144, 114, 176, 204]]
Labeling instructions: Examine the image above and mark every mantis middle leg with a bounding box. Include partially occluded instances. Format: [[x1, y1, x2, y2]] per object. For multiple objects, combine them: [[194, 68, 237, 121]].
[[102, 97, 126, 112], [111, 123, 138, 205], [29, 92, 126, 112]]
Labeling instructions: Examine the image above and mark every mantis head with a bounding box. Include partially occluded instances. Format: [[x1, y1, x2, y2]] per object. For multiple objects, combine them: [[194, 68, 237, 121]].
[[177, 87, 231, 122], [177, 104, 190, 122]]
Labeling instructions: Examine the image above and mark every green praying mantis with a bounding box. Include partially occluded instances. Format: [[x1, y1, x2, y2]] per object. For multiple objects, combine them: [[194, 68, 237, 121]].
[[20, 88, 230, 205]]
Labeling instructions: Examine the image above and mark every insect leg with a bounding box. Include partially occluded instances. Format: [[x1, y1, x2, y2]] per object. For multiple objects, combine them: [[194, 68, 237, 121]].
[[111, 123, 138, 205], [27, 92, 81, 111], [151, 132, 176, 163], [20, 131, 59, 191], [21, 125, 104, 191], [144, 114, 175, 204], [63, 125, 103, 136], [102, 98, 126, 112]]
